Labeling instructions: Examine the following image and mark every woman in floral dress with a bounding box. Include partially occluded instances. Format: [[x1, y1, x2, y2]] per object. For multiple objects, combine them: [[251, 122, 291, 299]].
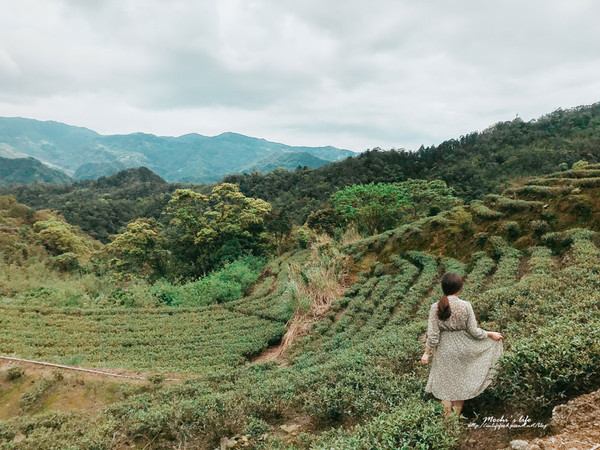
[[420, 272, 504, 416]]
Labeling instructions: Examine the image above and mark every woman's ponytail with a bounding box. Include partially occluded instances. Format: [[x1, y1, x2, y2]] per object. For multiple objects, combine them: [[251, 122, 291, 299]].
[[437, 294, 451, 320], [437, 272, 463, 320]]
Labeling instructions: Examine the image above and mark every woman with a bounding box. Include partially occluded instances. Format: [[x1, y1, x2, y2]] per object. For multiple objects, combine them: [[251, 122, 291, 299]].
[[420, 272, 504, 417]]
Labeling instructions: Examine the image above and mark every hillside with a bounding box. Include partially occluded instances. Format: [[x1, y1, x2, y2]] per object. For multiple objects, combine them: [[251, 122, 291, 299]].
[[4, 103, 600, 245], [240, 151, 331, 173], [0, 161, 599, 448], [0, 118, 353, 183], [0, 167, 191, 242], [224, 102, 600, 223], [0, 156, 73, 185]]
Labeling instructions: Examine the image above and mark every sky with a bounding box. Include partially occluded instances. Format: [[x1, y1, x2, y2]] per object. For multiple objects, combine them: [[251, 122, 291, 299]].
[[0, 0, 599, 152]]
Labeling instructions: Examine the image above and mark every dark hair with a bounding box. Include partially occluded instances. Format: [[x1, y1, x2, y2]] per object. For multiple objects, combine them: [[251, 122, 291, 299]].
[[437, 272, 463, 320]]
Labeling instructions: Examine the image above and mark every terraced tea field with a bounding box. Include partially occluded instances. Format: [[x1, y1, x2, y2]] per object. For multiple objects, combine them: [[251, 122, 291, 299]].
[[0, 304, 285, 375]]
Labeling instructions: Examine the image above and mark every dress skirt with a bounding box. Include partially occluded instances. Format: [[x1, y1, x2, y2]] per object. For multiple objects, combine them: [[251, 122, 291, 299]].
[[425, 329, 504, 401]]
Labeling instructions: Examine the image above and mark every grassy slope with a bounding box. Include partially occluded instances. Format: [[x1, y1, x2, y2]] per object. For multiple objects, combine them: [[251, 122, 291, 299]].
[[1, 165, 600, 448]]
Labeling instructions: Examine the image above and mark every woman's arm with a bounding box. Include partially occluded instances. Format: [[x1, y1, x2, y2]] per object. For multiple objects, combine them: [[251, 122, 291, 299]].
[[466, 302, 488, 339], [425, 303, 440, 351], [421, 304, 439, 365]]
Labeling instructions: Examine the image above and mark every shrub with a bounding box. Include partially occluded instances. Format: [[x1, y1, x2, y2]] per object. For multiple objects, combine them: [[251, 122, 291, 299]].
[[500, 221, 520, 240], [146, 373, 165, 388], [246, 416, 269, 436], [572, 159, 589, 169], [531, 220, 549, 236], [4, 366, 25, 381], [20, 372, 63, 411], [294, 226, 313, 249], [151, 256, 266, 307], [33, 218, 94, 256], [469, 200, 503, 219], [48, 252, 81, 272], [484, 194, 543, 212], [486, 318, 600, 417], [474, 232, 488, 247]]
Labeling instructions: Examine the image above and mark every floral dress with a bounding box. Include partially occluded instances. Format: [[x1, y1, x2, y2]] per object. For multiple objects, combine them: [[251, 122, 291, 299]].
[[425, 295, 504, 401]]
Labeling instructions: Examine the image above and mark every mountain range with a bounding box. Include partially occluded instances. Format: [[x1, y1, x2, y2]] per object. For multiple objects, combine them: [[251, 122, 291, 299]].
[[0, 117, 354, 183]]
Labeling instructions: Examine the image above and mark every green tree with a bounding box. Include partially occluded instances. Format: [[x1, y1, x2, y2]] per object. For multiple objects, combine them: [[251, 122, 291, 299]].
[[265, 209, 293, 250], [332, 180, 459, 235], [103, 218, 168, 279], [306, 208, 346, 236], [33, 218, 95, 256], [166, 183, 272, 277]]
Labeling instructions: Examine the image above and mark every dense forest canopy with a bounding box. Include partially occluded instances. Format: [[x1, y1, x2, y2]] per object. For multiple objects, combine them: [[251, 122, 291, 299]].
[[1, 102, 599, 244], [224, 103, 600, 223], [0, 167, 207, 242]]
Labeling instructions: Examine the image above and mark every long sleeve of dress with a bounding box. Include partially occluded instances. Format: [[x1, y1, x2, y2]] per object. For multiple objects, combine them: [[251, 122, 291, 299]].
[[466, 302, 487, 339], [425, 303, 440, 350]]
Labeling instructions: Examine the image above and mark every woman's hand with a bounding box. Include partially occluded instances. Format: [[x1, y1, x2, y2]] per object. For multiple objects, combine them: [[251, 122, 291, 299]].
[[487, 331, 503, 340], [420, 352, 429, 365]]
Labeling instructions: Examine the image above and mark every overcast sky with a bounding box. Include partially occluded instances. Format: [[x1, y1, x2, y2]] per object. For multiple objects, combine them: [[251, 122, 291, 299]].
[[0, 0, 599, 152]]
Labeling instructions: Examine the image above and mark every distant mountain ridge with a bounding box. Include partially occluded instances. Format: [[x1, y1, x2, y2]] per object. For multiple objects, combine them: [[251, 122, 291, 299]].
[[0, 117, 354, 183], [0, 156, 73, 186]]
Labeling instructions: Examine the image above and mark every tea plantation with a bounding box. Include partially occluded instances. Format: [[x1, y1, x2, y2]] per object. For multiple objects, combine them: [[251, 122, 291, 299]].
[[1, 164, 600, 448]]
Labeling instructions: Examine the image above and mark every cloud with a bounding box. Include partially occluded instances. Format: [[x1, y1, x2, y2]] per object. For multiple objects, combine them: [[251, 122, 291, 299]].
[[0, 0, 599, 151]]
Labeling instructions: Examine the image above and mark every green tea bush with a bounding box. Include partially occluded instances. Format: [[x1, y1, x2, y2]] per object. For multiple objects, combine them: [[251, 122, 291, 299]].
[[542, 231, 574, 253], [557, 169, 600, 178], [469, 200, 503, 219], [525, 246, 555, 278], [441, 257, 467, 277], [146, 373, 165, 388], [461, 251, 495, 298], [487, 318, 600, 416], [507, 185, 570, 197], [531, 219, 549, 236], [20, 372, 63, 411], [246, 416, 269, 436], [312, 398, 461, 450], [484, 194, 543, 212], [390, 252, 439, 324], [428, 215, 450, 227], [526, 176, 557, 186], [488, 236, 521, 288], [473, 231, 488, 247]]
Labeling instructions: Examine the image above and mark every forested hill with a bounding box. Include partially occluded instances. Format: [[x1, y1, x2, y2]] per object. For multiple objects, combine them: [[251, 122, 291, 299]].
[[0, 117, 354, 183], [224, 103, 600, 223], [0, 157, 73, 185], [2, 103, 599, 242], [0, 167, 193, 242]]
